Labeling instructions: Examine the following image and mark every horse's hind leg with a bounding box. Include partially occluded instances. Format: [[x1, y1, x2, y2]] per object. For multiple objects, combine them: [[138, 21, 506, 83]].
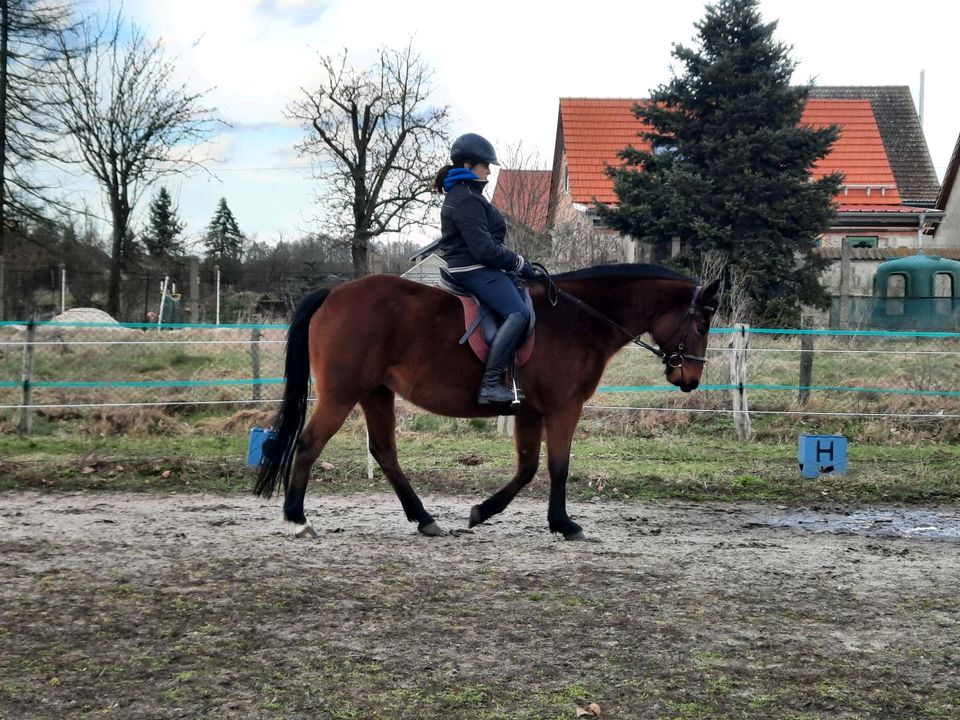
[[360, 386, 441, 536], [469, 413, 544, 528], [284, 398, 355, 532]]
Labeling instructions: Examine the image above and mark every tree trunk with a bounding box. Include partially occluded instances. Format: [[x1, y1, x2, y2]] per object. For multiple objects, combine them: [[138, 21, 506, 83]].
[[0, 0, 9, 320], [351, 233, 369, 278], [107, 198, 129, 318], [107, 223, 123, 318]]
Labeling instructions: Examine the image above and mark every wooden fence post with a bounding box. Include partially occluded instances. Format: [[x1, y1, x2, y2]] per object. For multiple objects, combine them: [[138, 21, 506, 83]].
[[799, 333, 814, 406], [497, 415, 514, 436], [250, 326, 262, 401], [19, 319, 37, 435], [729, 323, 751, 441]]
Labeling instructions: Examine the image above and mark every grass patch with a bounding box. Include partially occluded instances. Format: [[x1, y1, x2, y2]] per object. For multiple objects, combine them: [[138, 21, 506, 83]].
[[1, 407, 959, 504]]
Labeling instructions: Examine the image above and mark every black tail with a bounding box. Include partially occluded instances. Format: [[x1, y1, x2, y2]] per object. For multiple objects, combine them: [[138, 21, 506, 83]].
[[254, 288, 331, 498]]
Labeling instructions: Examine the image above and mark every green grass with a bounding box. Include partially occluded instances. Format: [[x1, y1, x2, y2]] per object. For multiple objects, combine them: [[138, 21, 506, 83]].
[[2, 411, 959, 504]]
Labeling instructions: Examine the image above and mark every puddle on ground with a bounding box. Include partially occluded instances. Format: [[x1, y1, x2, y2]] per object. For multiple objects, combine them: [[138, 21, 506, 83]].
[[745, 508, 960, 542]]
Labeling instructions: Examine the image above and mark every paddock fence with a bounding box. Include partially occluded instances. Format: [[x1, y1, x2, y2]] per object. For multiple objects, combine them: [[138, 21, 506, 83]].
[[2, 319, 959, 438]]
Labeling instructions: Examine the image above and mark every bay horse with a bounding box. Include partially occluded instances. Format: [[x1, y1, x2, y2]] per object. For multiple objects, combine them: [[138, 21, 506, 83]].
[[255, 264, 721, 540]]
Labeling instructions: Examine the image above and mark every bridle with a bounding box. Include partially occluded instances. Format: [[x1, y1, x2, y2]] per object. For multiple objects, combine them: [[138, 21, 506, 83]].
[[536, 270, 712, 369]]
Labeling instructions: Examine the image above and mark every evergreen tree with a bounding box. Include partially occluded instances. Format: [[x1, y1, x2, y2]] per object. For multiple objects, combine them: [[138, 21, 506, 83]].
[[602, 0, 841, 325], [143, 187, 184, 258], [203, 197, 244, 260]]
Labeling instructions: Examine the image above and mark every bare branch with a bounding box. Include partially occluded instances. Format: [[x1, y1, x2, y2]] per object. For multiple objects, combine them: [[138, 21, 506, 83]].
[[286, 40, 450, 277], [44, 11, 219, 315]]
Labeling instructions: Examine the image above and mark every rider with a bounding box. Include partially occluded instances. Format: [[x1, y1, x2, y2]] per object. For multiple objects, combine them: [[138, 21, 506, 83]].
[[434, 133, 538, 406]]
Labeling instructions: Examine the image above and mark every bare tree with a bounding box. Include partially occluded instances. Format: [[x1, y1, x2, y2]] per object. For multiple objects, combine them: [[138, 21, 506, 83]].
[[288, 42, 450, 278], [495, 142, 552, 262], [47, 13, 217, 316], [0, 0, 76, 318], [548, 221, 627, 272]]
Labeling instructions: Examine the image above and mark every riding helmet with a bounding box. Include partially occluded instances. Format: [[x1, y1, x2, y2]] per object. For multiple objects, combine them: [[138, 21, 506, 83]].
[[450, 133, 499, 166]]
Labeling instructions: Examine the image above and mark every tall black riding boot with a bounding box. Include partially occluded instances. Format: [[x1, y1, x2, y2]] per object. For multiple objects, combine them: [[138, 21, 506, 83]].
[[478, 311, 528, 406]]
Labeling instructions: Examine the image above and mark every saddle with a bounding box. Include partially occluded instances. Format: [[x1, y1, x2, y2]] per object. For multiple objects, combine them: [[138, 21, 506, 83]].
[[437, 267, 536, 367]]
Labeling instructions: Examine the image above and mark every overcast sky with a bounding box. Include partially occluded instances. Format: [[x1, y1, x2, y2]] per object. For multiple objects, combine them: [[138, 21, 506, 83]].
[[74, 0, 960, 247]]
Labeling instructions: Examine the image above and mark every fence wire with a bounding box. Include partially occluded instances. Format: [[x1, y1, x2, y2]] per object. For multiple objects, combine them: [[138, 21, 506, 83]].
[[2, 322, 959, 430]]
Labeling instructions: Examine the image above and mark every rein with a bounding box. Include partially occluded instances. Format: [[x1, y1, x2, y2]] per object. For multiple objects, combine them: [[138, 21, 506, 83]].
[[529, 264, 709, 368]]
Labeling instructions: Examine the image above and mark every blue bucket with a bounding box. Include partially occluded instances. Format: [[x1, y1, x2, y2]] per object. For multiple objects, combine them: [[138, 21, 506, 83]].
[[246, 427, 274, 467]]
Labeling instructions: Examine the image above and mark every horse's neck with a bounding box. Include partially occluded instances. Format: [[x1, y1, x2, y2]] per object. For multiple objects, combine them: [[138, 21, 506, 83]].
[[558, 276, 690, 352]]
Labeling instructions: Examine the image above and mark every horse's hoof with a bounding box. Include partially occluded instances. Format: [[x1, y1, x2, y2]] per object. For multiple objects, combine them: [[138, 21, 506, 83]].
[[564, 529, 588, 541], [419, 521, 445, 537], [294, 522, 319, 539], [468, 506, 484, 528]]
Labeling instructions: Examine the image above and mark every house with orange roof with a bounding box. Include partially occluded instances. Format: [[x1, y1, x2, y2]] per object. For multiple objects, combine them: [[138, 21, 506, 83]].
[[547, 87, 944, 284], [935, 130, 960, 246]]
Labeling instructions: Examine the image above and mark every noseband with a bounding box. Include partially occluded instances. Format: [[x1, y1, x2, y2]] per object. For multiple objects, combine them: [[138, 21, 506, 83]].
[[661, 285, 709, 368], [554, 283, 712, 369]]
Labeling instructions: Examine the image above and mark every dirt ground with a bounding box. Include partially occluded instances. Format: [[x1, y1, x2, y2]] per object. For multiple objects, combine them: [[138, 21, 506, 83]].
[[1, 489, 959, 720]]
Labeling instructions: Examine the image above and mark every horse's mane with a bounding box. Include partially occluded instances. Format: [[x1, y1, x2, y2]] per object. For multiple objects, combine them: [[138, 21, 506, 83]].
[[553, 263, 695, 284]]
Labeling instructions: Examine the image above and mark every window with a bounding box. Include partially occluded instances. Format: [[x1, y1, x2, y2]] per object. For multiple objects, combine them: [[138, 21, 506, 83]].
[[886, 273, 906, 316], [934, 273, 954, 298], [563, 164, 570, 194], [934, 272, 955, 315], [846, 235, 878, 249]]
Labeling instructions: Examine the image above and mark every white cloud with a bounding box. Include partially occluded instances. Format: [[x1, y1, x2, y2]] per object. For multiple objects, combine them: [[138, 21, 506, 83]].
[[77, 0, 960, 240]]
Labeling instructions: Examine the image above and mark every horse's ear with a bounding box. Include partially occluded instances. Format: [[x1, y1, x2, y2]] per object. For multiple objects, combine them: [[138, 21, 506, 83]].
[[700, 279, 722, 313]]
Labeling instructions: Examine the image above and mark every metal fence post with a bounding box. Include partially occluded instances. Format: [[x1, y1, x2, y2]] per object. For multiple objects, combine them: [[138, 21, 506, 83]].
[[19, 319, 37, 435], [729, 323, 751, 441], [250, 326, 261, 401], [799, 333, 815, 406]]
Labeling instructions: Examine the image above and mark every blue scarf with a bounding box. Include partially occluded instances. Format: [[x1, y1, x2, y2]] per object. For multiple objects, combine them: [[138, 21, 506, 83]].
[[443, 167, 481, 191]]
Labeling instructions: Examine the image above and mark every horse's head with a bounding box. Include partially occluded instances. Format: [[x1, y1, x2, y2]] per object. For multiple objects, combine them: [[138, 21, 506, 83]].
[[650, 279, 721, 392]]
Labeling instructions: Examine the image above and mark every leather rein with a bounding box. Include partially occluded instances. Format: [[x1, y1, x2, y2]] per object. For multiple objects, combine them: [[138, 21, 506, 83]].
[[530, 265, 711, 368]]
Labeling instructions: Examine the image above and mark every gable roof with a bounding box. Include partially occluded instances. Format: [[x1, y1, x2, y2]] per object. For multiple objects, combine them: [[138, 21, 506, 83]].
[[937, 131, 960, 210], [491, 169, 552, 233], [800, 99, 901, 210], [808, 86, 939, 207], [556, 87, 939, 213], [556, 98, 650, 205]]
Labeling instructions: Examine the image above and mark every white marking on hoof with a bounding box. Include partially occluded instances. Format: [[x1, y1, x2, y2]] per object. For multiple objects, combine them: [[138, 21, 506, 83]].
[[294, 522, 319, 539]]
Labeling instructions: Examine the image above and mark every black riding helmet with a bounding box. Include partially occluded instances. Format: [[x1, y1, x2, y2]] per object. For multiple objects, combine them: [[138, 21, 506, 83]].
[[450, 133, 499, 166]]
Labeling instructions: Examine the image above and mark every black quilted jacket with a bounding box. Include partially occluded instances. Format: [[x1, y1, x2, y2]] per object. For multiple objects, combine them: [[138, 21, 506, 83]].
[[438, 179, 522, 273]]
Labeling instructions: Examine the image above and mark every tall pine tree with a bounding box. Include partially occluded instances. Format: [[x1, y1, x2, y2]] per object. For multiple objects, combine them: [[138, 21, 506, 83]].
[[203, 197, 244, 260], [143, 187, 184, 258], [602, 0, 840, 325]]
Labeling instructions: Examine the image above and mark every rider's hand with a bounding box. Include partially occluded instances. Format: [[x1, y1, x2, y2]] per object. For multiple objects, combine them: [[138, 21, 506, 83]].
[[519, 261, 539, 280]]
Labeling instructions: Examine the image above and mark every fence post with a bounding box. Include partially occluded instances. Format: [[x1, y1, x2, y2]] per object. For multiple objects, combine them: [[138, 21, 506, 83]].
[[250, 326, 262, 401], [729, 323, 751, 441], [19, 319, 37, 435], [214, 264, 221, 325], [799, 333, 814, 406], [497, 415, 514, 436], [59, 263, 67, 314], [839, 237, 852, 329]]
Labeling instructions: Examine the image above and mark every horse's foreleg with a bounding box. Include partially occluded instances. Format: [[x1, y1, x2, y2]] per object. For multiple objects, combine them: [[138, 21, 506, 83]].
[[545, 405, 586, 540], [284, 399, 355, 532], [360, 386, 441, 536], [469, 413, 543, 528]]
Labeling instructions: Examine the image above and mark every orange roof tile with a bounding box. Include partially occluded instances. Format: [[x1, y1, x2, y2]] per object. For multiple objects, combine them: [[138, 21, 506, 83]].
[[559, 97, 902, 209], [801, 99, 900, 206]]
